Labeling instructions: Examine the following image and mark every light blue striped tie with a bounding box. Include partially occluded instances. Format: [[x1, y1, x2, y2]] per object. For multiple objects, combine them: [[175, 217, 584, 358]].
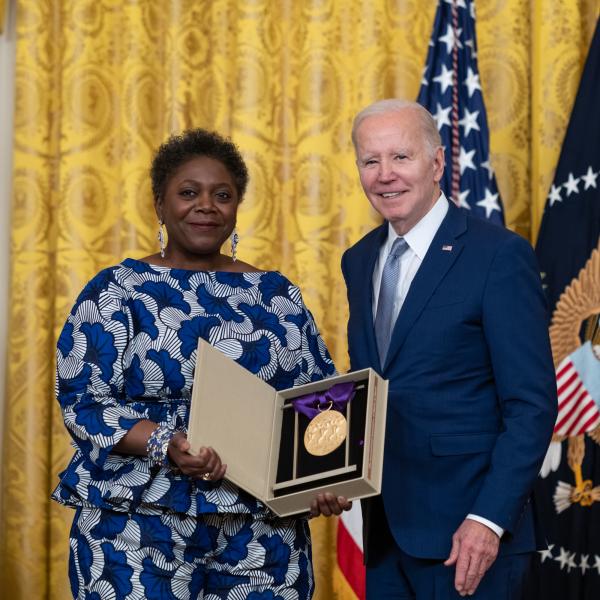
[[375, 237, 408, 364]]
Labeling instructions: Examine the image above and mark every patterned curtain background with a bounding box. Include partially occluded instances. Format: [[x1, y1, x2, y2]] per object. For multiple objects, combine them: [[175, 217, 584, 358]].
[[0, 1, 6, 33], [0, 1, 598, 598]]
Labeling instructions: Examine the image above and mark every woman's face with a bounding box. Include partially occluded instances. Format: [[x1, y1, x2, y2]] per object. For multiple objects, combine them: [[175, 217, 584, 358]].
[[157, 156, 240, 264]]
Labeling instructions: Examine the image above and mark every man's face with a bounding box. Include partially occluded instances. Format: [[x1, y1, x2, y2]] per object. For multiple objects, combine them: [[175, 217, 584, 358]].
[[354, 110, 444, 236]]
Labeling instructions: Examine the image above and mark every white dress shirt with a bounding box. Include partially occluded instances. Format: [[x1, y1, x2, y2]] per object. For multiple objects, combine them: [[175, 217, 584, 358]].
[[372, 193, 448, 320], [372, 192, 504, 539]]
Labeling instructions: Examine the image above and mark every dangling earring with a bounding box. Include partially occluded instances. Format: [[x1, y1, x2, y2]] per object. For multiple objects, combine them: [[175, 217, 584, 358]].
[[230, 230, 239, 262], [157, 219, 166, 258]]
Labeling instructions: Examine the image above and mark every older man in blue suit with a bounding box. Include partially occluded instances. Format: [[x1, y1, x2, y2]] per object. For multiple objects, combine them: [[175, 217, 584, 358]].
[[341, 99, 557, 599]]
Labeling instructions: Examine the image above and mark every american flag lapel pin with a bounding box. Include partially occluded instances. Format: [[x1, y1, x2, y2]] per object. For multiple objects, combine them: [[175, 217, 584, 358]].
[[442, 244, 453, 252]]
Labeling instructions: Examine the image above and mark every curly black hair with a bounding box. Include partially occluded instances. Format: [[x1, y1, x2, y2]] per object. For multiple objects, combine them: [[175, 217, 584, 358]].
[[150, 128, 249, 201]]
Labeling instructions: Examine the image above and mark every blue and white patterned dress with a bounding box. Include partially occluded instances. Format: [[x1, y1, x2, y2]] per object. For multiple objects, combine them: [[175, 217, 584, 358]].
[[52, 258, 336, 518]]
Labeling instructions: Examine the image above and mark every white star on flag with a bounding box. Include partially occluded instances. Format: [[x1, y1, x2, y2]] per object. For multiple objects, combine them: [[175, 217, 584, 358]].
[[433, 103, 452, 129], [481, 158, 494, 180], [566, 551, 578, 572], [459, 108, 480, 136], [433, 64, 454, 93], [465, 37, 477, 58], [563, 172, 580, 197], [438, 24, 462, 53], [458, 189, 471, 209], [594, 555, 600, 575], [459, 147, 476, 174], [548, 184, 562, 206], [539, 544, 554, 563], [582, 166, 598, 189], [463, 67, 481, 97], [476, 188, 501, 218], [555, 547, 571, 570], [580, 554, 591, 575]]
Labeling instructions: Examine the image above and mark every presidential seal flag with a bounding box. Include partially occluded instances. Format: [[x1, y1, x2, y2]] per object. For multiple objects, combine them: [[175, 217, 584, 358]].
[[417, 0, 504, 226], [525, 16, 600, 600]]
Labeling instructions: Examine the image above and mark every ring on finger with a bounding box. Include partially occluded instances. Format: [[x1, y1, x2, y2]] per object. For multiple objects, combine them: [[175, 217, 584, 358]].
[[201, 473, 212, 481]]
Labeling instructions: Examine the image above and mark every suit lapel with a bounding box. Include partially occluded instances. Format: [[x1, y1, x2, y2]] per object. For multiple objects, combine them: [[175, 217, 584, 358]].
[[359, 224, 388, 371], [383, 203, 467, 371]]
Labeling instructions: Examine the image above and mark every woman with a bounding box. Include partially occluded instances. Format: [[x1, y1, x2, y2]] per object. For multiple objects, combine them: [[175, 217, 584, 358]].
[[53, 129, 349, 600]]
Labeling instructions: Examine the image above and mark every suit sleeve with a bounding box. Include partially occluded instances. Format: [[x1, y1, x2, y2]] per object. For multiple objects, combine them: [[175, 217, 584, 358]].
[[341, 249, 355, 369], [469, 234, 558, 534], [341, 249, 349, 287]]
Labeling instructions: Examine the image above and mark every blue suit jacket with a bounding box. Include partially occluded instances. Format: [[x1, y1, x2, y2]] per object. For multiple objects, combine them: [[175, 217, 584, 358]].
[[341, 200, 557, 561]]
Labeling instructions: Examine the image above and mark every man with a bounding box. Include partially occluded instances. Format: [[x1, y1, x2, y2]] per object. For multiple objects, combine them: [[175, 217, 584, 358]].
[[341, 99, 557, 599]]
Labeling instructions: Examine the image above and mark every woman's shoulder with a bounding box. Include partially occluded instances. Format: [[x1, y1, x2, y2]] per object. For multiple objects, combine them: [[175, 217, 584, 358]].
[[229, 258, 262, 273], [89, 259, 158, 286], [74, 258, 160, 298]]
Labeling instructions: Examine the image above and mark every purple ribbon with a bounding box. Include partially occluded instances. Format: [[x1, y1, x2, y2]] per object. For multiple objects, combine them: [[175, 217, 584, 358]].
[[291, 382, 355, 420]]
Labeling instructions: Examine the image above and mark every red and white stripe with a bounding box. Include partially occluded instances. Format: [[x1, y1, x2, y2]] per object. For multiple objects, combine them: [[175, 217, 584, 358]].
[[337, 504, 365, 599], [554, 355, 600, 436]]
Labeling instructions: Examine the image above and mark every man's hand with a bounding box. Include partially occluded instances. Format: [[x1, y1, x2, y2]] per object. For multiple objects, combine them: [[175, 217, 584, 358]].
[[444, 519, 500, 596], [309, 493, 352, 518]]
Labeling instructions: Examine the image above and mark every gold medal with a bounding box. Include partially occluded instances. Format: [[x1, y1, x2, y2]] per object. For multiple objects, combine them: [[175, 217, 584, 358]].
[[304, 409, 347, 456]]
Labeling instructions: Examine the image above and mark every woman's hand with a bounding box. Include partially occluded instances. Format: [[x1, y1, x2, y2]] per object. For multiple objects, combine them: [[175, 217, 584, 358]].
[[167, 432, 227, 481], [309, 493, 352, 518]]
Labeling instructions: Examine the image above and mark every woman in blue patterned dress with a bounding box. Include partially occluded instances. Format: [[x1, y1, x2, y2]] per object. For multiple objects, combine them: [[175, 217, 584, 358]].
[[53, 129, 350, 600]]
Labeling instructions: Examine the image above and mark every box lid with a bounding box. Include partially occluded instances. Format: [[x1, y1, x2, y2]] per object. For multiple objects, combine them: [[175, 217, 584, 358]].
[[188, 339, 277, 501]]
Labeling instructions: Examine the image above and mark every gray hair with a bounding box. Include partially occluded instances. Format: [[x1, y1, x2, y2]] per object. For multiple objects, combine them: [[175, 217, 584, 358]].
[[351, 99, 442, 157]]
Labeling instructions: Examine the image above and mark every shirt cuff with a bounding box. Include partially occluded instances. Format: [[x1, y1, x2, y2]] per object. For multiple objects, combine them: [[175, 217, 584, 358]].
[[466, 514, 504, 538]]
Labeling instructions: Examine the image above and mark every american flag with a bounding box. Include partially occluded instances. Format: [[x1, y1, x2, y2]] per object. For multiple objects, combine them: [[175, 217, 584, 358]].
[[337, 505, 365, 599], [417, 0, 504, 226]]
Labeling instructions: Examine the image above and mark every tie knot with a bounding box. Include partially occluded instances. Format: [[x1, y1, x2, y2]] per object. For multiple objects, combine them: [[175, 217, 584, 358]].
[[389, 237, 408, 258]]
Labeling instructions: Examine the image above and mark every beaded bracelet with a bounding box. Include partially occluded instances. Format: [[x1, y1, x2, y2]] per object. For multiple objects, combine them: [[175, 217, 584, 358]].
[[146, 424, 175, 467]]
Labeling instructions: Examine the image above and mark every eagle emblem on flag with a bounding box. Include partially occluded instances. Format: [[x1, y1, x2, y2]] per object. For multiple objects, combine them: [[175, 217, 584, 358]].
[[540, 242, 600, 512]]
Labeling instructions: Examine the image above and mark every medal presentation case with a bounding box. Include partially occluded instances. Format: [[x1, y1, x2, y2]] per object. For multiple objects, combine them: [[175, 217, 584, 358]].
[[188, 340, 389, 517]]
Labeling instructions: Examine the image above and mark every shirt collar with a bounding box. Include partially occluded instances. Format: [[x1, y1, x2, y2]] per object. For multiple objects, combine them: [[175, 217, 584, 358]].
[[384, 192, 449, 260]]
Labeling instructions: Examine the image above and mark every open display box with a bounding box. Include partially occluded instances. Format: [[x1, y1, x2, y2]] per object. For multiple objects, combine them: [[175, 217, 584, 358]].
[[188, 339, 388, 517]]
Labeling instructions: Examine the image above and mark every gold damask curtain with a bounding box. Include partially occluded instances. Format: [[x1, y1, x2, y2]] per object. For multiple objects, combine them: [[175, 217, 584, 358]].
[[0, 0, 6, 33], [1, 1, 598, 598]]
